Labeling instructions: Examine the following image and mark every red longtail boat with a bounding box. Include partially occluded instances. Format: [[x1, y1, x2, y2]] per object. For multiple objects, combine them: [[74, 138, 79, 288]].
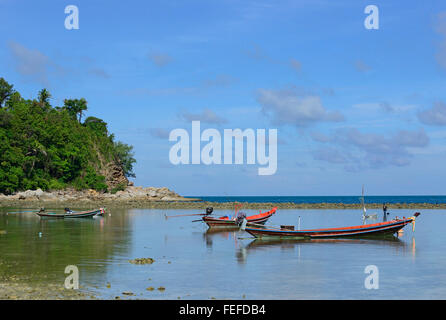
[[243, 212, 420, 239], [203, 206, 277, 228]]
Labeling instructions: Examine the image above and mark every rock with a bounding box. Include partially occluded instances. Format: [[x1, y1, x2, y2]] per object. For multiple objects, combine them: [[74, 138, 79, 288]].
[[147, 190, 158, 197], [157, 287, 165, 291], [160, 195, 179, 201], [16, 189, 44, 200], [100, 162, 129, 191], [146, 287, 154, 291], [87, 189, 99, 197], [129, 258, 155, 265], [115, 190, 126, 197], [34, 188, 44, 198], [39, 192, 58, 200], [122, 291, 134, 296]]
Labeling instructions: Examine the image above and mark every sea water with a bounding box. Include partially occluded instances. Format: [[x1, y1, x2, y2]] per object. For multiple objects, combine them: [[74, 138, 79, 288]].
[[0, 207, 445, 299]]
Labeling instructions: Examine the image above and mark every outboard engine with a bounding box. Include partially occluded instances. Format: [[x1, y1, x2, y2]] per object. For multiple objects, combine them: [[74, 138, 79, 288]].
[[205, 207, 213, 216], [236, 211, 247, 226]]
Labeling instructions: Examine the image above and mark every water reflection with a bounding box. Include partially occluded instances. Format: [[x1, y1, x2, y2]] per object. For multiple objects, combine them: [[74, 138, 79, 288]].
[[202, 227, 240, 250], [197, 224, 418, 265], [236, 235, 415, 264], [0, 208, 132, 284]]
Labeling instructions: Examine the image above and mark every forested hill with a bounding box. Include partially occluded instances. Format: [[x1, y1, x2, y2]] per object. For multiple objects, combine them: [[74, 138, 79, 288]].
[[0, 77, 136, 194]]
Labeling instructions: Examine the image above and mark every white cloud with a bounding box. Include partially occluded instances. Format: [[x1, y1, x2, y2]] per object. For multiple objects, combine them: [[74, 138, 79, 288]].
[[8, 41, 57, 85], [289, 58, 302, 72], [88, 68, 111, 79], [149, 128, 171, 139], [353, 60, 372, 73], [148, 52, 172, 67], [257, 88, 344, 127], [417, 101, 446, 126], [311, 127, 429, 170], [179, 108, 227, 124]]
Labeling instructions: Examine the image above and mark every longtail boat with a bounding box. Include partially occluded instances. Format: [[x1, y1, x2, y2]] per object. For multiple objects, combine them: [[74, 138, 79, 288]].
[[35, 208, 104, 218], [203, 207, 277, 228], [243, 212, 420, 239]]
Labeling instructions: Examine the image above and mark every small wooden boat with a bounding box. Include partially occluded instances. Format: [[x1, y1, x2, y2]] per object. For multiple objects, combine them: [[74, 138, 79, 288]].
[[35, 208, 104, 218], [203, 207, 277, 228], [243, 212, 420, 239]]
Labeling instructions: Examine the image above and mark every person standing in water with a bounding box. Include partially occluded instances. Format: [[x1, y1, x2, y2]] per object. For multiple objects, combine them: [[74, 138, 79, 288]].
[[382, 203, 388, 222]]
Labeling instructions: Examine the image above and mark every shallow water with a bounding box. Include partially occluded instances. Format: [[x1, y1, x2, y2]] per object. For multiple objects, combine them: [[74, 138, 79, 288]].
[[0, 207, 445, 299], [190, 195, 446, 204]]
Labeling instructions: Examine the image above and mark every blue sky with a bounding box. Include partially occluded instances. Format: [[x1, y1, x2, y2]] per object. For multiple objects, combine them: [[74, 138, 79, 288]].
[[1, 0, 446, 196]]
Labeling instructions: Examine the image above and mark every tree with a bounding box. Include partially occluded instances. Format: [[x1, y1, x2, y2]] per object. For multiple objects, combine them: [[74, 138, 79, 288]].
[[5, 92, 23, 110], [84, 116, 108, 136], [0, 77, 136, 193], [114, 141, 136, 178], [63, 98, 88, 123], [0, 78, 14, 108], [37, 89, 51, 109]]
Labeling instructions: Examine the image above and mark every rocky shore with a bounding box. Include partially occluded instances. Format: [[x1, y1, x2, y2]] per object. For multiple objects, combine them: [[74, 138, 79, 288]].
[[0, 187, 444, 209], [0, 186, 200, 209]]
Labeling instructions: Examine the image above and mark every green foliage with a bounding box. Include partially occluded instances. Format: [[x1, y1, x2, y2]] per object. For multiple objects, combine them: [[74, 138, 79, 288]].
[[73, 167, 108, 192], [0, 77, 14, 107], [48, 179, 66, 190], [114, 141, 136, 178], [84, 116, 108, 136], [63, 98, 88, 123], [110, 182, 126, 194], [37, 88, 51, 110], [0, 78, 136, 194]]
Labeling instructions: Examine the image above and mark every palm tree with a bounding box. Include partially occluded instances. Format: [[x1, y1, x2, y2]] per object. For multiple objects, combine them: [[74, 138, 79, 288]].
[[37, 88, 51, 108], [63, 98, 88, 123], [77, 98, 87, 123]]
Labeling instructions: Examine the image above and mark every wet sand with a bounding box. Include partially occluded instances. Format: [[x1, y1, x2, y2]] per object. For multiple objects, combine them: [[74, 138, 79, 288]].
[[0, 278, 95, 300]]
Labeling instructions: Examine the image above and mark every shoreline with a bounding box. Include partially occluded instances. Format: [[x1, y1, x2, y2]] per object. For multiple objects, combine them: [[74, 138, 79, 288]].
[[1, 199, 445, 210], [1, 187, 444, 210]]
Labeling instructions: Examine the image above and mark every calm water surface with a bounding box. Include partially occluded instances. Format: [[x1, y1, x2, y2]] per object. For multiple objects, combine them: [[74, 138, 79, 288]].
[[0, 207, 445, 299]]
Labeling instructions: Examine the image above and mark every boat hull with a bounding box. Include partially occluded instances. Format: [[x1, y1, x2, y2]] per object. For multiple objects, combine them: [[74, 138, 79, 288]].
[[244, 217, 415, 239], [35, 209, 102, 218], [203, 207, 277, 228]]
